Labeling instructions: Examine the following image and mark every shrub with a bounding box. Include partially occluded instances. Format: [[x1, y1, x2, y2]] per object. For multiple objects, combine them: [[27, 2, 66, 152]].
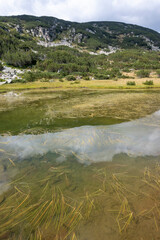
[[74, 80, 80, 84], [136, 70, 150, 78], [143, 80, 154, 85], [121, 75, 131, 79], [3, 50, 37, 67], [70, 80, 80, 85], [82, 72, 89, 77], [123, 68, 131, 73], [84, 76, 90, 80], [46, 72, 61, 79], [23, 71, 63, 82], [156, 69, 160, 78], [95, 74, 110, 80], [11, 79, 26, 83], [127, 81, 136, 86], [110, 68, 122, 78], [0, 78, 5, 82], [59, 79, 64, 82], [66, 75, 76, 81], [23, 72, 36, 82], [0, 62, 3, 71]]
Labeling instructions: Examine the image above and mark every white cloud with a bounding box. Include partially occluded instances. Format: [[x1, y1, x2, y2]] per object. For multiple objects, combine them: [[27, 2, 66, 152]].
[[0, 0, 160, 31], [32, 0, 99, 22]]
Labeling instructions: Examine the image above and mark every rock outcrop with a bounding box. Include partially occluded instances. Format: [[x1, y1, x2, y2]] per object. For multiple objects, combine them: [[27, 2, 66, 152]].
[[1, 15, 160, 51]]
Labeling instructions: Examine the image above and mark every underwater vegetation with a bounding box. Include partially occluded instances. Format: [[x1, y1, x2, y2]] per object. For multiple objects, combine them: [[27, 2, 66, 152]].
[[1, 90, 160, 239], [1, 151, 160, 239]]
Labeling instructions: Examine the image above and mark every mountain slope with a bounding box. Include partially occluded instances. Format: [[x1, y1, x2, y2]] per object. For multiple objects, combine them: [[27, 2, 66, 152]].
[[0, 15, 160, 51], [1, 15, 160, 84]]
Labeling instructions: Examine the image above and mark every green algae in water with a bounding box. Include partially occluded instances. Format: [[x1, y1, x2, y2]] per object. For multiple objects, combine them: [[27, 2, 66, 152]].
[[0, 90, 127, 135], [1, 89, 160, 135]]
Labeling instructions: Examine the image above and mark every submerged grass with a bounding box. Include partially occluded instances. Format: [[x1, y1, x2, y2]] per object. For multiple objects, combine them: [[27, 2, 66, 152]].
[[111, 173, 134, 233], [0, 154, 106, 240], [1, 154, 160, 239], [0, 183, 84, 239]]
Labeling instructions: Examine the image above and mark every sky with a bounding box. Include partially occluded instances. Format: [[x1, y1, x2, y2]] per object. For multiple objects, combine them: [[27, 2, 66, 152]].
[[0, 0, 160, 32]]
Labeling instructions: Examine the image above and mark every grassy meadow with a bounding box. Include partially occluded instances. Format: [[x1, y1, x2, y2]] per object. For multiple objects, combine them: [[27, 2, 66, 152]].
[[1, 77, 160, 91]]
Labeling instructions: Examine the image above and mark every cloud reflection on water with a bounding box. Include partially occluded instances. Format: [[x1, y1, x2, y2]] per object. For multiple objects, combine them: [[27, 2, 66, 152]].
[[1, 110, 160, 164]]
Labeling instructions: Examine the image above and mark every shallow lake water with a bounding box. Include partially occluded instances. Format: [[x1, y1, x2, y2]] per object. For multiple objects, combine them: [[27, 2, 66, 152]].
[[1, 89, 160, 240]]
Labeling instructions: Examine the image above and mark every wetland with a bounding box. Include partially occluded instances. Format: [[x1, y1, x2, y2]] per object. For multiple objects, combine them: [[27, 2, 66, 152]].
[[1, 89, 160, 240]]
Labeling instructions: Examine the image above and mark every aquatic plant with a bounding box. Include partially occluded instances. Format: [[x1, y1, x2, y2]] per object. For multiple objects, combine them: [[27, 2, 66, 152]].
[[0, 184, 84, 239]]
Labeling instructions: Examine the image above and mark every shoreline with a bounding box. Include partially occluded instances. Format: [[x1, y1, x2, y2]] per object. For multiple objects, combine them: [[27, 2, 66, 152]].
[[1, 78, 160, 92]]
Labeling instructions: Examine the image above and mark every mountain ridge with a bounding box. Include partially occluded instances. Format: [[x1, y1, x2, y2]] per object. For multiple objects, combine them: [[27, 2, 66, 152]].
[[1, 14, 160, 84], [0, 14, 160, 51]]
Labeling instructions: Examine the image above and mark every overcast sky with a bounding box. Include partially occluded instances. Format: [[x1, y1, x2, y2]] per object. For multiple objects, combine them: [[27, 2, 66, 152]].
[[0, 0, 160, 31]]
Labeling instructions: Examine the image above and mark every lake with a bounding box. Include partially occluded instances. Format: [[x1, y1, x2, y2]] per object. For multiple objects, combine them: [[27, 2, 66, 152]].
[[0, 89, 160, 240]]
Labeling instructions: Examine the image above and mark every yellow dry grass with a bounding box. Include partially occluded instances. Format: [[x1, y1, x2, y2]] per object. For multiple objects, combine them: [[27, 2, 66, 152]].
[[0, 77, 160, 91]]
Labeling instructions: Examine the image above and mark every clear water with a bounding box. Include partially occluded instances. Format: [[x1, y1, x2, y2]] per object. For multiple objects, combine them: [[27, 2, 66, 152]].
[[1, 90, 160, 240], [1, 109, 160, 163]]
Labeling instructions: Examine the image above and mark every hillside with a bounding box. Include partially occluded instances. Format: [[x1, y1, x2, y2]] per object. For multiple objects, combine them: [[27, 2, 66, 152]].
[[0, 15, 160, 85], [1, 14, 160, 51]]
